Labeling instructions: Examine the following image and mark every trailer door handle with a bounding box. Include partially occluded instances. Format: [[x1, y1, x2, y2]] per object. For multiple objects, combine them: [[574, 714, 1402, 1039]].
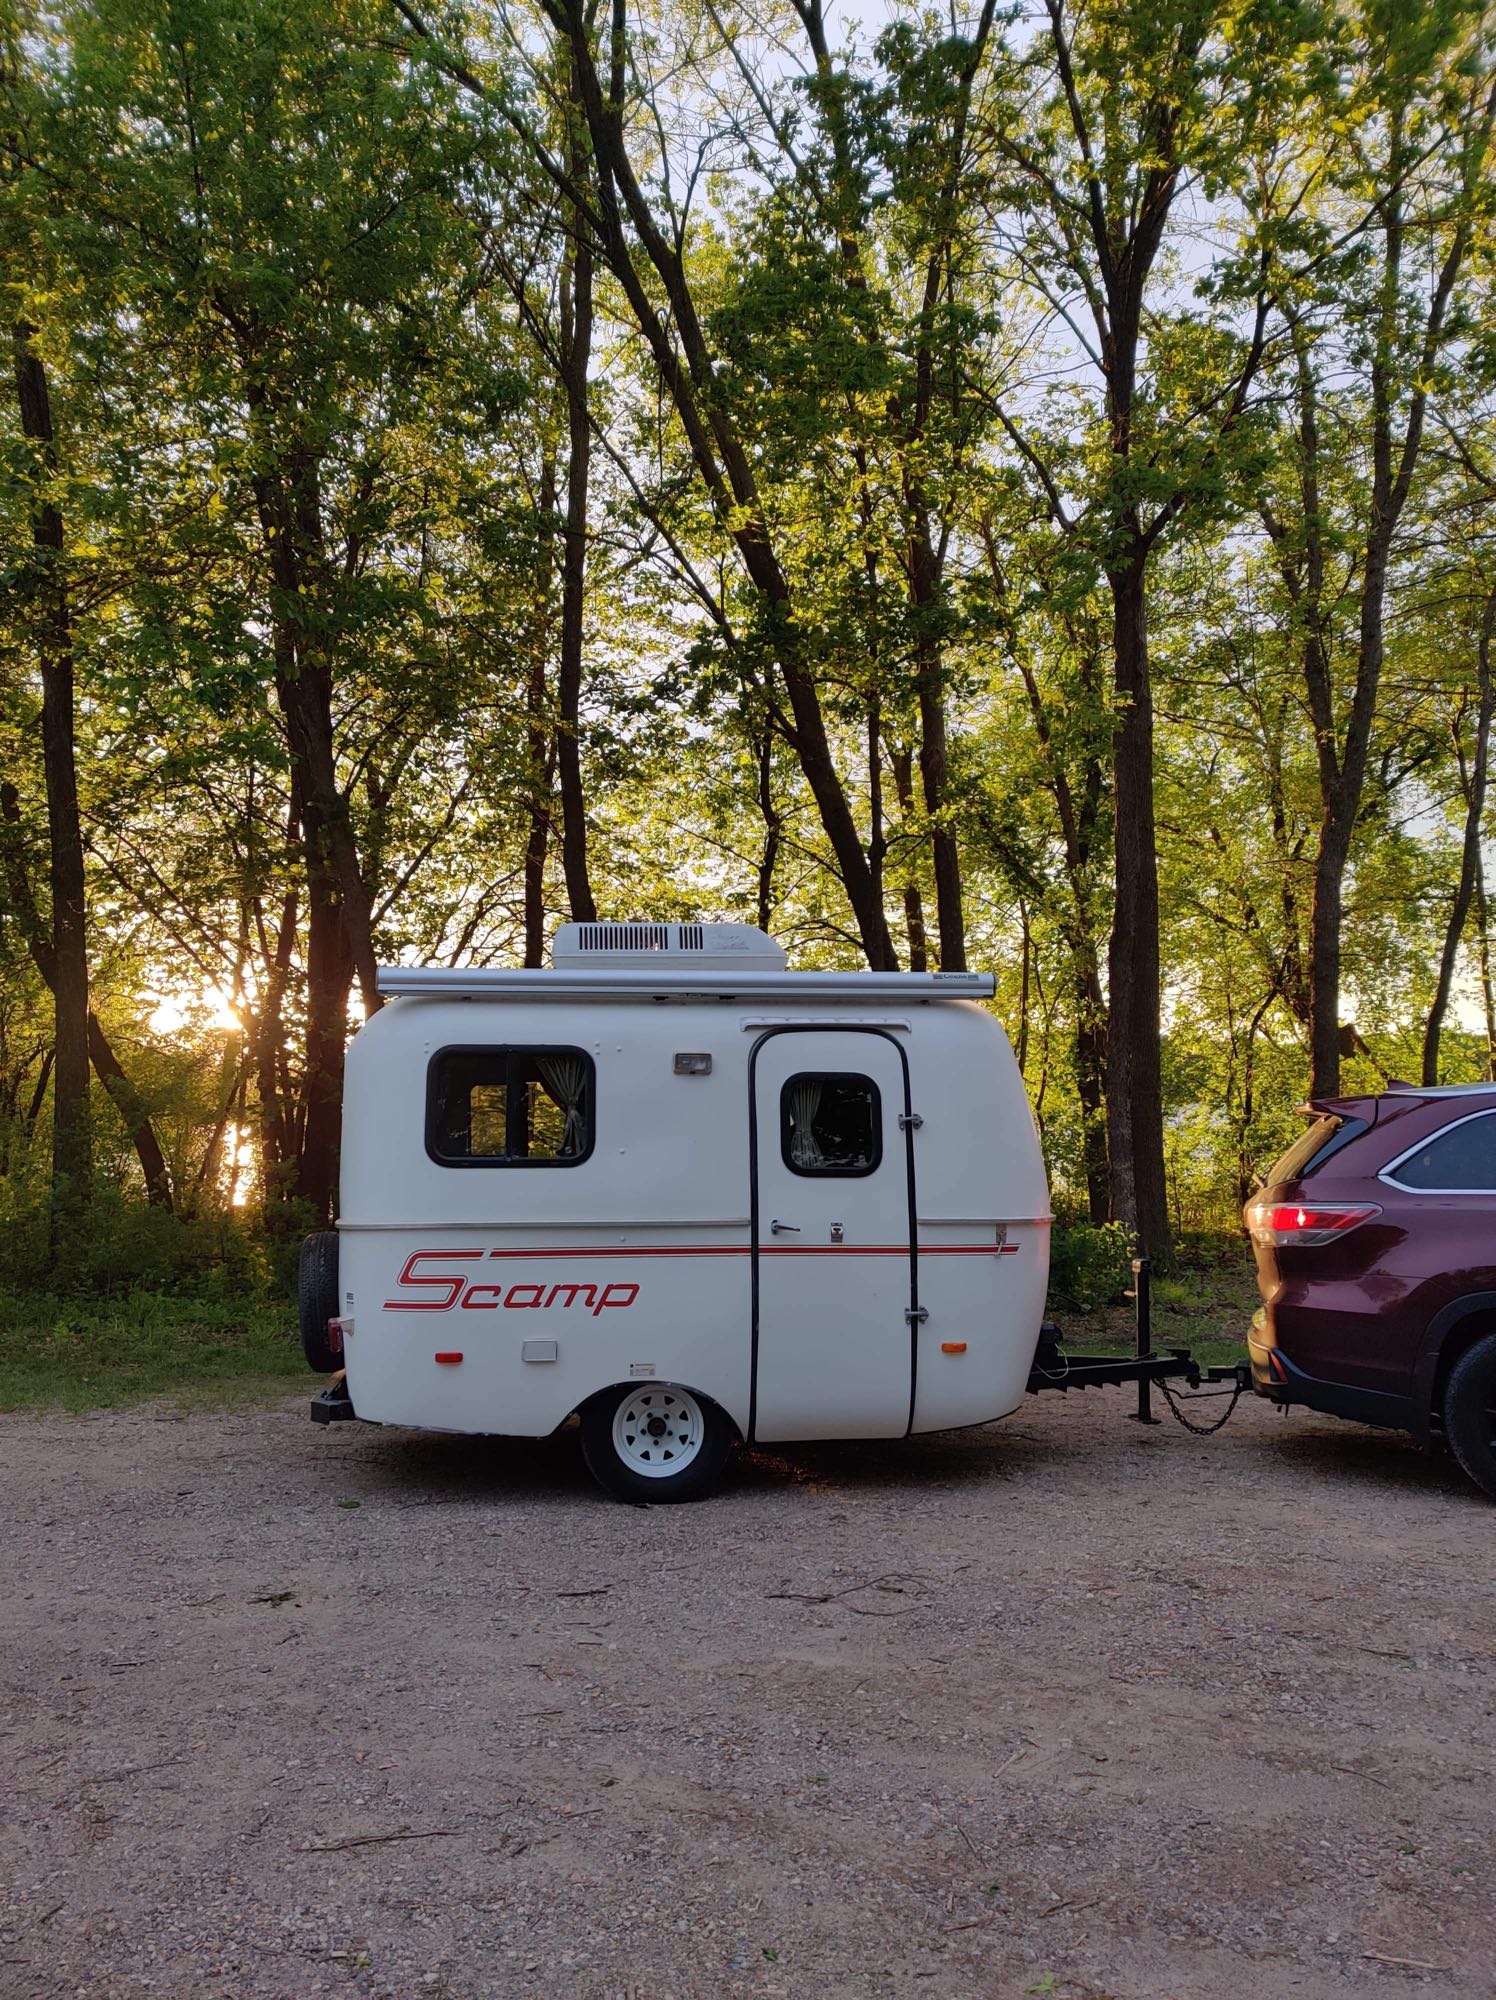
[[769, 1219, 800, 1235]]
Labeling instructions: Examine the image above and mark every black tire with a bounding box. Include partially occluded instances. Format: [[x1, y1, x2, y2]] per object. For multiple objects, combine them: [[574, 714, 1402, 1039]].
[[298, 1231, 343, 1374], [579, 1382, 734, 1504], [1444, 1333, 1496, 1500]]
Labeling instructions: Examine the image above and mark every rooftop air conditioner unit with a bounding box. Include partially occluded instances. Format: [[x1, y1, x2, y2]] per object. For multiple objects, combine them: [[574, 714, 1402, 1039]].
[[551, 921, 788, 972]]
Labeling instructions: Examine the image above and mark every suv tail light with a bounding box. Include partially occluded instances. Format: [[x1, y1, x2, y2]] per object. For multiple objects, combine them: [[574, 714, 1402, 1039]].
[[1246, 1201, 1382, 1247]]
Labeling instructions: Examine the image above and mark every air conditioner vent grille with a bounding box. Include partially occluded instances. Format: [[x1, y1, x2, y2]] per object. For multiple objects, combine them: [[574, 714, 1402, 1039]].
[[577, 922, 671, 953]]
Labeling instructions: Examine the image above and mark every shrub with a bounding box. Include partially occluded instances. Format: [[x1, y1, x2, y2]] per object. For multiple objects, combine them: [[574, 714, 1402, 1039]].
[[1047, 1218, 1132, 1312]]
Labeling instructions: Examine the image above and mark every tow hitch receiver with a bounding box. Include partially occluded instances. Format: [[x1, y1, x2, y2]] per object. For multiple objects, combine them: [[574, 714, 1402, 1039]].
[[310, 1375, 357, 1425]]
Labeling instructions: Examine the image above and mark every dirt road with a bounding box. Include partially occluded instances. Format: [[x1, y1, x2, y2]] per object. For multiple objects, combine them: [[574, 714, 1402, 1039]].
[[2, 1388, 1492, 2000]]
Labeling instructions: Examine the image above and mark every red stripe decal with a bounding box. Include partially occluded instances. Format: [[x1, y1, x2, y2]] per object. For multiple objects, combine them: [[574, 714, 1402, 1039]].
[[446, 1242, 1016, 1257]]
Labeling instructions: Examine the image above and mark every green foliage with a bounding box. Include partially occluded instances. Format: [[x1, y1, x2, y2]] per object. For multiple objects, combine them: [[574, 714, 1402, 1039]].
[[1047, 1220, 1134, 1314], [0, 1287, 302, 1410], [0, 1172, 277, 1294]]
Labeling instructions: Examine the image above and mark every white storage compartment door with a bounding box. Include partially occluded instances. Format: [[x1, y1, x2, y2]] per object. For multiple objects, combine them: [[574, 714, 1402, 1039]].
[[750, 1029, 914, 1441]]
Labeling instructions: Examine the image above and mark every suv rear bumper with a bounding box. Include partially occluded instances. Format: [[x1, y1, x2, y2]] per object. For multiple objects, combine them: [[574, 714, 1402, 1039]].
[[1248, 1319, 1414, 1434]]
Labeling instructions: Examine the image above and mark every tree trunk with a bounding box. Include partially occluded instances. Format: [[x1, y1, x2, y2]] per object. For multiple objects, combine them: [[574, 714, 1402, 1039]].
[[245, 414, 379, 1216], [907, 519, 965, 969], [249, 878, 299, 1212], [889, 747, 929, 971], [1015, 898, 1031, 1075], [23, 1049, 54, 1144], [0, 779, 173, 1207], [866, 693, 886, 917], [12, 321, 91, 1228], [1306, 813, 1351, 1098], [915, 641, 965, 970], [85, 1017, 172, 1208], [1422, 593, 1495, 1084], [1072, 944, 1109, 1228], [244, 377, 381, 1024], [556, 164, 598, 923], [1476, 846, 1496, 1082], [521, 755, 551, 967], [296, 846, 352, 1223], [755, 726, 781, 935], [272, 634, 380, 1023], [524, 452, 560, 968], [1105, 555, 1172, 1265]]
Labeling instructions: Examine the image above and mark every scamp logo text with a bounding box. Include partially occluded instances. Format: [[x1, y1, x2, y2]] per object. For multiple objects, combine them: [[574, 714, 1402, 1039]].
[[382, 1250, 639, 1316]]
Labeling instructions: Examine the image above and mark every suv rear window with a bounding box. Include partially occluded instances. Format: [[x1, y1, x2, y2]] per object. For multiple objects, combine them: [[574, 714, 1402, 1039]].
[[1386, 1110, 1496, 1192], [1265, 1115, 1365, 1186]]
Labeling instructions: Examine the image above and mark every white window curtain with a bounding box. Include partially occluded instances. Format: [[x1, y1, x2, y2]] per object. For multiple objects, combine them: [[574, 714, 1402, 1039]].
[[535, 1054, 589, 1156], [789, 1079, 826, 1168]]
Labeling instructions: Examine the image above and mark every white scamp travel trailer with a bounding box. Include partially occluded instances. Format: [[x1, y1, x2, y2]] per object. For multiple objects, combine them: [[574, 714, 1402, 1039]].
[[301, 922, 1052, 1501]]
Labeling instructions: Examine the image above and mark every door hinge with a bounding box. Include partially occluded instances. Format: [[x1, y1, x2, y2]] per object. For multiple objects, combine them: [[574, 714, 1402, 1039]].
[[905, 1306, 929, 1326], [899, 1111, 924, 1131]]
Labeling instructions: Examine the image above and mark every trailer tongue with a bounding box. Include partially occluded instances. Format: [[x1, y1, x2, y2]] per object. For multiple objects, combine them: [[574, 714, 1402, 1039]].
[[1027, 1255, 1251, 1431]]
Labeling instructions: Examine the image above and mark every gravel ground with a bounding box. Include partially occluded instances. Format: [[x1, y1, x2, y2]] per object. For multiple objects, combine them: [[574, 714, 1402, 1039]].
[[2, 1387, 1493, 2000]]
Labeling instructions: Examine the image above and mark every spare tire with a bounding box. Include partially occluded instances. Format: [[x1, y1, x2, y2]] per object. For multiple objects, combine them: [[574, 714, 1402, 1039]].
[[298, 1231, 342, 1373]]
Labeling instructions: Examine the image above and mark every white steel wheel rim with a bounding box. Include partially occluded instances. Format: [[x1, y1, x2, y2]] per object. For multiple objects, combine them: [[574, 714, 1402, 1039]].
[[612, 1385, 706, 1478]]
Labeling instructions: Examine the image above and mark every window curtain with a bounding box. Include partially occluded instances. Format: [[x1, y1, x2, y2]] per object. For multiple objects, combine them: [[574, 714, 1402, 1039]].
[[789, 1079, 826, 1168], [535, 1054, 589, 1156]]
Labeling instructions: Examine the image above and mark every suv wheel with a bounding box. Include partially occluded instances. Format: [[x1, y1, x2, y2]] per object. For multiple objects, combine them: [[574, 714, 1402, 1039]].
[[1443, 1333, 1496, 1500]]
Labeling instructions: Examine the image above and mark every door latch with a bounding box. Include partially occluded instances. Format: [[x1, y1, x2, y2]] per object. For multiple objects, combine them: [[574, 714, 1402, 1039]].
[[899, 1112, 923, 1131], [769, 1219, 801, 1235], [905, 1307, 929, 1325]]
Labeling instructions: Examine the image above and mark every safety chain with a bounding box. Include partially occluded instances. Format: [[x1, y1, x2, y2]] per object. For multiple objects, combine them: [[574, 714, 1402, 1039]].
[[1157, 1375, 1246, 1436]]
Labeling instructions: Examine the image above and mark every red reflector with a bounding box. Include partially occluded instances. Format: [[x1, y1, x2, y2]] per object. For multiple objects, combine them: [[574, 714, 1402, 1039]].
[[1246, 1201, 1381, 1247], [325, 1317, 344, 1355], [434, 1351, 463, 1365]]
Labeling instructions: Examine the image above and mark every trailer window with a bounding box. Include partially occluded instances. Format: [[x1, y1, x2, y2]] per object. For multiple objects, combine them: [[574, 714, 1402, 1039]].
[[427, 1047, 594, 1166], [781, 1072, 882, 1177]]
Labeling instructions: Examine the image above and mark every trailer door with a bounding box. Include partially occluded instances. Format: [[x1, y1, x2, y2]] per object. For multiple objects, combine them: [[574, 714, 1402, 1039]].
[[750, 1029, 915, 1441]]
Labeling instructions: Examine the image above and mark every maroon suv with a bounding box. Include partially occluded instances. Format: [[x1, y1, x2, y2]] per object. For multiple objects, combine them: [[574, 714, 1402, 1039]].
[[1244, 1082, 1496, 1498]]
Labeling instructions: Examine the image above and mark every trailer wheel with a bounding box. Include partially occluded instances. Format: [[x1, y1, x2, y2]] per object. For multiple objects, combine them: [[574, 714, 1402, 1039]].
[[1444, 1333, 1496, 1501], [298, 1232, 342, 1374], [579, 1383, 733, 1503]]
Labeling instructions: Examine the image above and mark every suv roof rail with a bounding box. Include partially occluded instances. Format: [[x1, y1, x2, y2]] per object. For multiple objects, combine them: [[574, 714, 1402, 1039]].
[[1383, 1080, 1496, 1097]]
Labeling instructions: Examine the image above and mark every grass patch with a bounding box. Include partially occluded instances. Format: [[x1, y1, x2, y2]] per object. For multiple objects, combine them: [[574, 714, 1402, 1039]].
[[1049, 1258, 1258, 1371], [0, 1289, 307, 1412]]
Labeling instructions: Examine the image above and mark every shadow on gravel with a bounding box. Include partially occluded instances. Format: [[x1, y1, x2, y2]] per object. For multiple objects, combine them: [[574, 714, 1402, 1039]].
[[339, 1413, 1065, 1509], [727, 1420, 1068, 1499], [1260, 1416, 1475, 1500], [357, 1424, 598, 1506]]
